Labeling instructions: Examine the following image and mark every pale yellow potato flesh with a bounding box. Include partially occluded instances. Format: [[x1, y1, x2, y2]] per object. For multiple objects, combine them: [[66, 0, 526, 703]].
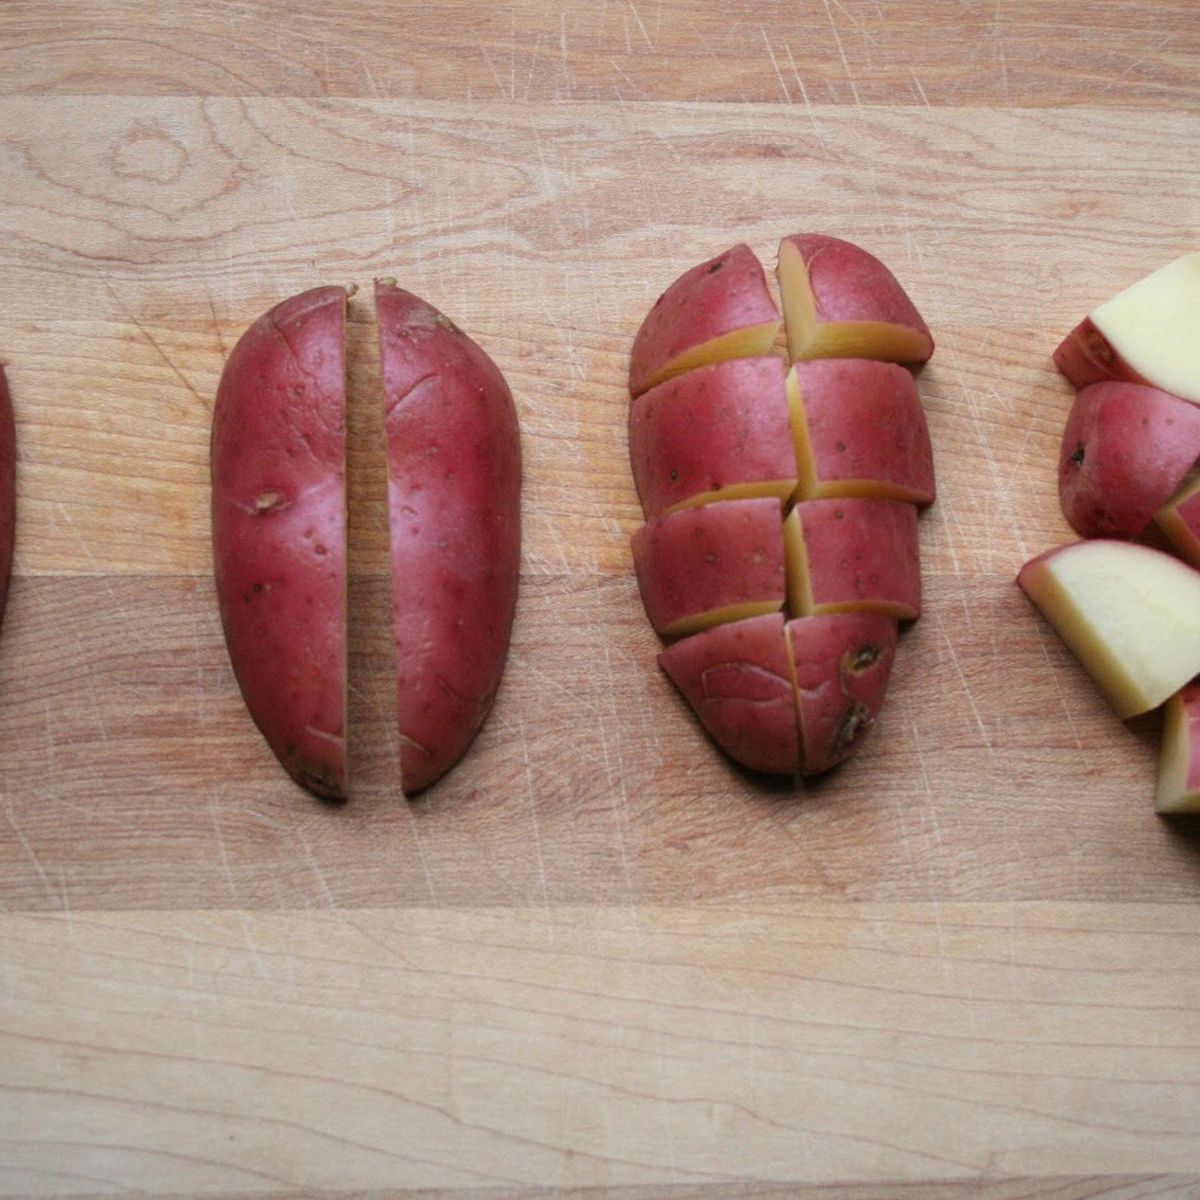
[[783, 507, 814, 616], [1092, 252, 1200, 404], [786, 368, 930, 504], [1020, 540, 1200, 719], [776, 239, 929, 364], [663, 478, 796, 517], [1155, 474, 1200, 569], [661, 599, 784, 641], [1155, 689, 1200, 813], [642, 320, 783, 394]]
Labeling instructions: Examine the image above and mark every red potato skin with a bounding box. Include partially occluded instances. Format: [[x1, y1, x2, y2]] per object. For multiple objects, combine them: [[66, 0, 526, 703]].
[[1053, 316, 1155, 392], [787, 613, 896, 775], [783, 234, 933, 364], [628, 244, 780, 397], [212, 287, 347, 799], [376, 282, 521, 795], [796, 498, 922, 619], [1058, 381, 1200, 539], [632, 497, 786, 637], [793, 359, 935, 504], [628, 356, 794, 519], [659, 614, 799, 775], [1169, 680, 1200, 792]]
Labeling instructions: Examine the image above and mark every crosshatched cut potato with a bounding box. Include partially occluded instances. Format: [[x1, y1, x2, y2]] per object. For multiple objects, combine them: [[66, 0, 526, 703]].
[[627, 235, 933, 777]]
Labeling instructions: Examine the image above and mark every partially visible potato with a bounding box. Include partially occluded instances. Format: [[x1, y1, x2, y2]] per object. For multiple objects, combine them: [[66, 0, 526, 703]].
[[0, 366, 14, 634], [212, 287, 348, 799], [1058, 381, 1200, 539], [376, 282, 521, 795]]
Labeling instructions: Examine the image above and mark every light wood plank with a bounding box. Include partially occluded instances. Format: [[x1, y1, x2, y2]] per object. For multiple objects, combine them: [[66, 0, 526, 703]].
[[0, 1, 1197, 107], [3, 904, 1199, 1193]]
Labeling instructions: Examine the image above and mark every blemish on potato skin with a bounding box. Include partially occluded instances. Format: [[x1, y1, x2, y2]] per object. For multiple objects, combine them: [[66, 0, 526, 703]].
[[849, 644, 881, 672], [1070, 443, 1085, 467], [834, 701, 871, 752], [254, 490, 281, 513]]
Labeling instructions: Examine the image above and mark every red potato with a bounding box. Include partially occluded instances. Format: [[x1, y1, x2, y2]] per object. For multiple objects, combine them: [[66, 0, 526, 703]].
[[787, 613, 897, 775], [1053, 253, 1200, 402], [628, 356, 795, 519], [1156, 475, 1200, 568], [1156, 679, 1200, 813], [631, 497, 786, 639], [784, 498, 921, 620], [628, 244, 782, 397], [1057, 382, 1200, 539], [789, 359, 935, 504], [658, 614, 799, 775], [376, 281, 521, 795], [777, 234, 933, 366], [212, 287, 348, 799], [0, 367, 14, 635]]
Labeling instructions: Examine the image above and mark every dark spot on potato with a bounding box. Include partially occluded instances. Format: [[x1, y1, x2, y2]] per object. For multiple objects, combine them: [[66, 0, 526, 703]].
[[835, 702, 871, 752], [435, 312, 462, 336], [849, 644, 881, 671], [835, 440, 847, 454], [255, 490, 281, 514], [707, 259, 724, 274], [315, 543, 327, 556], [704, 552, 716, 563], [1070, 443, 1085, 467], [834, 509, 845, 520], [669, 468, 678, 481]]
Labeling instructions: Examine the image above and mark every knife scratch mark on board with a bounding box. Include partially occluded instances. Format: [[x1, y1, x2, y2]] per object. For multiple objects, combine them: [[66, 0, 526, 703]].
[[820, 0, 861, 107], [760, 28, 791, 104]]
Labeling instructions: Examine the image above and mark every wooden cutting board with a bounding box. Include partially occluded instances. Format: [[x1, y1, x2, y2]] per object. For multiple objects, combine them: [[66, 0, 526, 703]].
[[2, 2, 1199, 1195]]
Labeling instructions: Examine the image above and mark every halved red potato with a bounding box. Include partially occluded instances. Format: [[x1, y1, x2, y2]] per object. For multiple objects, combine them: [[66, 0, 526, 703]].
[[658, 613, 799, 775], [631, 497, 786, 639], [1058, 382, 1200, 539], [784, 498, 921, 620], [0, 366, 14, 635], [376, 282, 522, 795], [1053, 253, 1200, 402], [628, 356, 796, 519], [788, 359, 934, 504], [786, 613, 897, 775], [777, 234, 933, 365], [628, 244, 782, 397], [212, 287, 348, 799]]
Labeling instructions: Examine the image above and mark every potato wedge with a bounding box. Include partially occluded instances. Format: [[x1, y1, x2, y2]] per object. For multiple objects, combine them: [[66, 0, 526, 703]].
[[212, 287, 348, 799], [376, 282, 522, 795]]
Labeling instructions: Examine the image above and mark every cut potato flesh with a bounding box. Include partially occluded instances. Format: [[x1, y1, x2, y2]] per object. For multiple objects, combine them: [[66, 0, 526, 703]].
[[777, 236, 934, 366], [1156, 474, 1200, 569], [784, 500, 921, 620], [1018, 539, 1200, 720], [1156, 681, 1200, 813], [1091, 252, 1200, 404], [643, 321, 782, 393]]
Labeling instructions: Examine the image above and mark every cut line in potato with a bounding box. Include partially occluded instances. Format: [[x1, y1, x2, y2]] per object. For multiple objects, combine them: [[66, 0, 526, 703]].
[[783, 499, 921, 621], [786, 360, 935, 505], [777, 235, 933, 366]]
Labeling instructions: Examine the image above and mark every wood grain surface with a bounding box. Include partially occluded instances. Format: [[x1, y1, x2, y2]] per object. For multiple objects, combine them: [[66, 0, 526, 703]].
[[1, 2, 1199, 1195]]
